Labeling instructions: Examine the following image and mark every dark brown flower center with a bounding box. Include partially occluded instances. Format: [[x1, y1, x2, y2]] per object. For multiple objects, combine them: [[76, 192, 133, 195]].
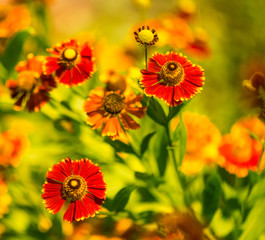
[[103, 93, 125, 114], [62, 175, 87, 201], [160, 61, 184, 86], [60, 48, 78, 69]]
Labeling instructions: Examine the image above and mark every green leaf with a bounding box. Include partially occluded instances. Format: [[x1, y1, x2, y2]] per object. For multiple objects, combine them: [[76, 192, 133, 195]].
[[0, 62, 7, 83], [239, 199, 265, 240], [173, 115, 187, 166], [140, 132, 156, 156], [202, 172, 222, 223], [105, 138, 135, 154], [153, 128, 169, 176], [248, 177, 265, 203], [167, 102, 187, 121], [147, 97, 167, 126], [1, 29, 32, 74], [135, 171, 164, 186], [111, 185, 137, 212]]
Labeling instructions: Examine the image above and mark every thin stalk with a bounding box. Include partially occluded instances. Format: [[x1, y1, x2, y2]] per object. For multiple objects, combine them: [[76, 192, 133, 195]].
[[165, 124, 184, 192], [144, 44, 148, 70], [258, 141, 265, 171]]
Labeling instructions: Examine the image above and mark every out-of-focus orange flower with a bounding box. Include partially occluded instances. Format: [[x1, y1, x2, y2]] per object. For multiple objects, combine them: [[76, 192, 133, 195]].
[[83, 87, 146, 140], [243, 72, 265, 122], [176, 0, 197, 21], [89, 236, 122, 240], [0, 175, 11, 218], [218, 116, 265, 177], [101, 70, 127, 93], [10, 0, 55, 5], [185, 28, 211, 59], [6, 54, 56, 112], [0, 129, 28, 167], [0, 4, 30, 39], [139, 211, 205, 240], [172, 112, 222, 175], [144, 15, 193, 49]]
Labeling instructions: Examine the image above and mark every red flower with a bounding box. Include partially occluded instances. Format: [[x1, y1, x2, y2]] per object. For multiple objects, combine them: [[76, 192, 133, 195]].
[[43, 39, 95, 87], [83, 87, 146, 140], [140, 52, 205, 107], [6, 54, 56, 112], [41, 157, 106, 223]]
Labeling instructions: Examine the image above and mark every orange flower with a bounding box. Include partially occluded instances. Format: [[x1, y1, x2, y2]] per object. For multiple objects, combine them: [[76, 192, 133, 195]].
[[6, 54, 56, 112], [0, 4, 30, 39], [177, 0, 197, 21], [83, 87, 146, 140], [101, 70, 127, 93], [139, 211, 205, 240], [172, 112, 222, 175], [43, 39, 95, 87], [0, 129, 28, 167], [140, 52, 205, 107], [184, 28, 211, 59], [218, 116, 265, 177], [144, 15, 193, 49]]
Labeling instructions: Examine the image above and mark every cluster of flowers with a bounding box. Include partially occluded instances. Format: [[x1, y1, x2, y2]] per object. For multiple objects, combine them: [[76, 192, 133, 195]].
[[4, 22, 207, 223], [178, 113, 265, 178]]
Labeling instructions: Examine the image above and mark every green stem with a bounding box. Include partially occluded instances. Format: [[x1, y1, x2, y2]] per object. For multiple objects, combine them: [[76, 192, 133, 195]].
[[145, 44, 148, 70], [165, 124, 184, 192], [258, 141, 265, 171]]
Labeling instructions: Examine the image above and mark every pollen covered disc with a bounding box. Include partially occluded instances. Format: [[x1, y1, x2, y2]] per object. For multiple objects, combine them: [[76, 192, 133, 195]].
[[63, 175, 87, 201], [63, 48, 77, 61], [160, 61, 184, 86], [138, 30, 154, 43], [103, 93, 125, 114]]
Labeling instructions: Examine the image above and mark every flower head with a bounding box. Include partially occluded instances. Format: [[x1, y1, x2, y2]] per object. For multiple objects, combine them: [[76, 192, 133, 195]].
[[83, 87, 146, 140], [41, 157, 106, 223], [6, 54, 56, 112], [0, 4, 30, 39], [218, 116, 265, 177], [144, 16, 193, 49], [101, 70, 127, 93], [0, 129, 28, 167], [134, 25, 159, 46], [43, 39, 95, 86], [171, 112, 221, 175], [140, 51, 205, 106], [185, 28, 211, 59], [243, 72, 265, 122]]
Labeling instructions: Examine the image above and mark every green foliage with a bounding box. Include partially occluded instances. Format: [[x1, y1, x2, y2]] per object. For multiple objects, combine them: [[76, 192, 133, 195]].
[[173, 115, 187, 166], [140, 131, 156, 156], [110, 185, 137, 213], [239, 199, 265, 240], [167, 102, 187, 122], [153, 128, 169, 176], [0, 30, 32, 75], [146, 97, 167, 126], [202, 172, 222, 224]]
